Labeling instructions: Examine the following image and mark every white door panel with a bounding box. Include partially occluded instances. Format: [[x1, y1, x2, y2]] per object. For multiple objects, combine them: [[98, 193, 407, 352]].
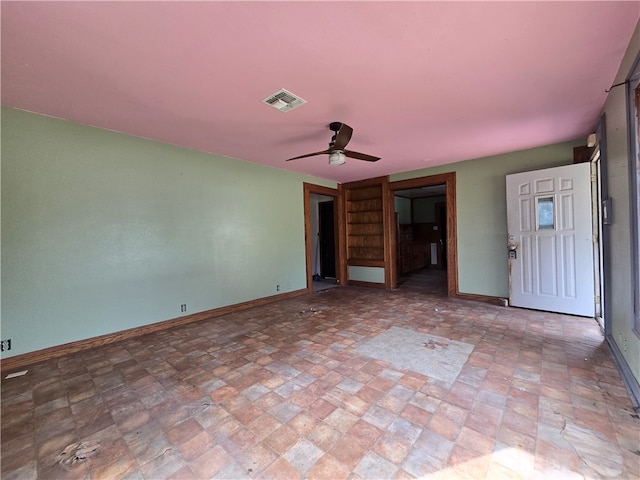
[[507, 163, 594, 317]]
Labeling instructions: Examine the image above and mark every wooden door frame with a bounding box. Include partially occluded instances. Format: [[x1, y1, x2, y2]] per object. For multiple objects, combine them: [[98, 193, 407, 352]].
[[387, 173, 458, 296], [434, 201, 447, 269], [303, 183, 345, 292]]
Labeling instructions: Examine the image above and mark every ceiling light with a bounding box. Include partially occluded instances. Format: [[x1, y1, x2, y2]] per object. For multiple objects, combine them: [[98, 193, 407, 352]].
[[328, 151, 346, 165]]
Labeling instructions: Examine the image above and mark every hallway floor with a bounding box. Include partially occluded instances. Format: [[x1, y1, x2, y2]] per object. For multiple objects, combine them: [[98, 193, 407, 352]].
[[312, 278, 340, 293], [398, 267, 448, 296], [2, 286, 639, 479]]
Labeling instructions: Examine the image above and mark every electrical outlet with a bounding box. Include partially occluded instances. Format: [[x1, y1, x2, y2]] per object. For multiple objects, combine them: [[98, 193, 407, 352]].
[[180, 304, 187, 313], [1, 339, 12, 352], [276, 285, 280, 292]]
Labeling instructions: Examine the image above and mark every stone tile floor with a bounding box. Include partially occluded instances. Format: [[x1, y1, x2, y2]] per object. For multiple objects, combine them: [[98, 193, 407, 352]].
[[2, 285, 639, 479]]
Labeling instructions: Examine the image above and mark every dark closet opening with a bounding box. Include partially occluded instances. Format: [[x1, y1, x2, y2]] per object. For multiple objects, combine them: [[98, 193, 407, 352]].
[[319, 200, 336, 278]]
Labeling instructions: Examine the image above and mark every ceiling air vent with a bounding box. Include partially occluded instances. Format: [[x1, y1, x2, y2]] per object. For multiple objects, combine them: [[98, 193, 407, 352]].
[[262, 88, 306, 112]]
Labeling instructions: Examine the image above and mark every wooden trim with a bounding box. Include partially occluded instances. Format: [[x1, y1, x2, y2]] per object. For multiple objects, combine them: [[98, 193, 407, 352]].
[[388, 190, 399, 289], [1, 289, 307, 374], [382, 177, 395, 288], [304, 184, 314, 292], [455, 292, 504, 306], [347, 259, 385, 267], [446, 174, 458, 298], [389, 173, 454, 191], [389, 172, 458, 297], [342, 175, 388, 188], [348, 280, 386, 289], [303, 183, 343, 289], [337, 184, 348, 284]]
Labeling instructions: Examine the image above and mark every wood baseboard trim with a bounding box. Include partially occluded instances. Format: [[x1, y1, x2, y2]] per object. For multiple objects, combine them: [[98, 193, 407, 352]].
[[1, 289, 307, 374], [348, 280, 386, 289], [455, 292, 505, 306]]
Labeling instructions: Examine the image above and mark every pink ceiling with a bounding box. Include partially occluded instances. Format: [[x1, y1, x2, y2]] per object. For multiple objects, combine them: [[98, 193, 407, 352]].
[[2, 2, 638, 183]]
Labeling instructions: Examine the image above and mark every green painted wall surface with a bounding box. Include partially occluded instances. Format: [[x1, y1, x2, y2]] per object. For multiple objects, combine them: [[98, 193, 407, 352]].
[[414, 195, 446, 224], [602, 20, 640, 384], [1, 108, 335, 358], [391, 142, 580, 297], [348, 266, 385, 284], [394, 196, 411, 224]]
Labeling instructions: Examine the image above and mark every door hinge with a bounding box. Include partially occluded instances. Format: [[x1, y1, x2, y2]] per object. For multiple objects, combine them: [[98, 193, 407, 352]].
[[594, 295, 601, 304], [592, 234, 598, 244], [590, 173, 597, 182]]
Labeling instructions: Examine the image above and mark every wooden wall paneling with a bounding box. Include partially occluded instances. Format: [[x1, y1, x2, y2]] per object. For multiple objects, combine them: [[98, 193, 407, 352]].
[[344, 178, 386, 264]]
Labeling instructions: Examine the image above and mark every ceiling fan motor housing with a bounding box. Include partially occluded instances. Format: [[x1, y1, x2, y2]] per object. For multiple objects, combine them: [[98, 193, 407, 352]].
[[329, 122, 343, 132]]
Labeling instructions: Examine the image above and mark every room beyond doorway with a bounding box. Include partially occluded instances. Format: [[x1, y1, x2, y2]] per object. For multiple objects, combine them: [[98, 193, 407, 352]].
[[398, 267, 448, 295], [388, 172, 458, 296], [394, 184, 447, 295], [304, 183, 341, 293]]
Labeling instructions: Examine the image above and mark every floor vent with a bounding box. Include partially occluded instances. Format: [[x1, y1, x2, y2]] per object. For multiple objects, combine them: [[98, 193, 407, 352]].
[[262, 88, 306, 112]]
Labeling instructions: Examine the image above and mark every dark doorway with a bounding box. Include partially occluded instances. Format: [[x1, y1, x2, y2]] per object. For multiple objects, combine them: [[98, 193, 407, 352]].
[[319, 201, 336, 278]]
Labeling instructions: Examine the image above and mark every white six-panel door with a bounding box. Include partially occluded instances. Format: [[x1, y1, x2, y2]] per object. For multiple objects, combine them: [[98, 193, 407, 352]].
[[506, 163, 595, 317]]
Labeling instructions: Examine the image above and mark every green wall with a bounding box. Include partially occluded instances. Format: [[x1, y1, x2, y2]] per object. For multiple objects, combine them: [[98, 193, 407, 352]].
[[414, 195, 446, 224], [349, 266, 385, 284], [391, 142, 581, 297], [394, 196, 411, 224], [1, 108, 335, 358]]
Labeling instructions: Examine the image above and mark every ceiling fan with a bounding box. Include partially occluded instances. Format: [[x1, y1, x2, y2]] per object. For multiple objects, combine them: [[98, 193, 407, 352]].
[[286, 122, 380, 165]]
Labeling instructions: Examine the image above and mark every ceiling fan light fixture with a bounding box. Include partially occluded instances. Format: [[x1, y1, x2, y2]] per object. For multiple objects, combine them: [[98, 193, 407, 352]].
[[328, 151, 346, 165]]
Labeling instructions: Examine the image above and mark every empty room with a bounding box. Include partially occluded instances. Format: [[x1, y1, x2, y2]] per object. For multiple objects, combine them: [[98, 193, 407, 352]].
[[2, 2, 640, 479]]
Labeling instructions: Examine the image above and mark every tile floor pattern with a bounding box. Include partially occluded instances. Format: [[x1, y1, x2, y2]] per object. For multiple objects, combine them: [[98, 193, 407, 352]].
[[397, 268, 448, 296], [2, 285, 640, 479]]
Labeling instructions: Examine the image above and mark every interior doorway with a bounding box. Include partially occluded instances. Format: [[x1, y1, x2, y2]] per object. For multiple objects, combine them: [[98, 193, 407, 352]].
[[304, 183, 341, 293], [393, 184, 447, 294], [388, 173, 458, 296]]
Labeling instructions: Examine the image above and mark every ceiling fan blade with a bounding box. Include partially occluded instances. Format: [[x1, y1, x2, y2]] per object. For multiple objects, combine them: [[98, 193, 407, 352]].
[[333, 123, 353, 150], [344, 150, 380, 162], [286, 149, 330, 161]]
